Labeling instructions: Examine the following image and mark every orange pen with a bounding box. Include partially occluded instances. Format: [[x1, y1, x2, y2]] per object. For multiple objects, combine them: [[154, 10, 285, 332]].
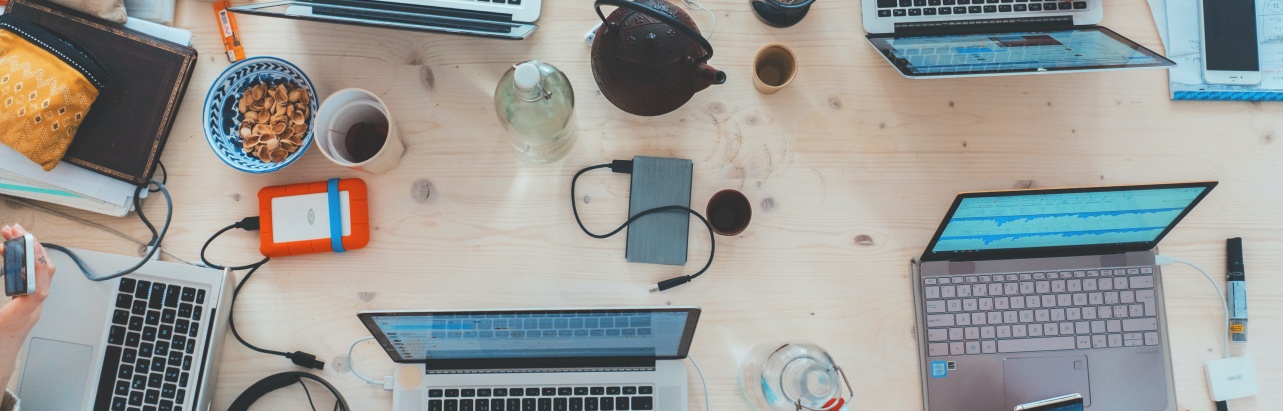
[[214, 0, 246, 62]]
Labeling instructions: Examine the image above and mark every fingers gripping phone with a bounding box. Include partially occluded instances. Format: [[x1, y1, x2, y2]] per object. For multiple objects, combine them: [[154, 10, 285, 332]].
[[1199, 0, 1262, 85], [1015, 394, 1084, 411], [3, 233, 36, 296]]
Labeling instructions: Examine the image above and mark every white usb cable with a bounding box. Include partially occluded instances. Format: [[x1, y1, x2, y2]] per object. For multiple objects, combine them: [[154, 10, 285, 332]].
[[348, 336, 393, 390], [687, 354, 711, 411], [1154, 255, 1231, 358]]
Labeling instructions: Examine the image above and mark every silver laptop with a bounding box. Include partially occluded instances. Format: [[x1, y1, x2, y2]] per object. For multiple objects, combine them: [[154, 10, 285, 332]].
[[230, 0, 541, 39], [912, 182, 1217, 411], [359, 307, 701, 411], [16, 247, 233, 411], [862, 0, 1174, 78]]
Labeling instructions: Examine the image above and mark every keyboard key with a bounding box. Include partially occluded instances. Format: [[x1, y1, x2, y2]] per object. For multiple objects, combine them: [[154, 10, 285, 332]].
[[116, 293, 133, 309], [928, 328, 948, 342], [997, 337, 1075, 353], [621, 387, 636, 395], [928, 343, 949, 356], [109, 325, 126, 345], [949, 342, 964, 355], [180, 287, 196, 303], [132, 300, 147, 316], [543, 387, 557, 396], [590, 387, 604, 396], [630, 397, 652, 410], [164, 285, 180, 308], [430, 400, 444, 411], [586, 397, 598, 411], [638, 386, 652, 395], [555, 398, 568, 411], [540, 398, 552, 411], [478, 389, 492, 397], [559, 387, 572, 396], [1122, 318, 1158, 332], [447, 389, 460, 397], [463, 389, 477, 397], [878, 0, 897, 7], [606, 387, 620, 395], [495, 389, 508, 396]]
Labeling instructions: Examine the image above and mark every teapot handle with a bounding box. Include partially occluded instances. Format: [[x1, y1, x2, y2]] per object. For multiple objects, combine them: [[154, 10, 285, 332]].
[[594, 0, 714, 64]]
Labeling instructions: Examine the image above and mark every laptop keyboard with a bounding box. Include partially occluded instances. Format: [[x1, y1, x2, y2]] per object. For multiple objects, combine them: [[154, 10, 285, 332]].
[[95, 278, 206, 411], [874, 0, 1087, 18], [427, 385, 655, 411], [922, 266, 1160, 357]]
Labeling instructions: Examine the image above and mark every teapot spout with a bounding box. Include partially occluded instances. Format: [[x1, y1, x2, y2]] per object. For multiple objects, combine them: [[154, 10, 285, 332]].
[[695, 64, 727, 92]]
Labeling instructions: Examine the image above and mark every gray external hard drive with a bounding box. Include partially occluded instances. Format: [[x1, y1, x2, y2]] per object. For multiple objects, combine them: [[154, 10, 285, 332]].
[[626, 156, 693, 266]]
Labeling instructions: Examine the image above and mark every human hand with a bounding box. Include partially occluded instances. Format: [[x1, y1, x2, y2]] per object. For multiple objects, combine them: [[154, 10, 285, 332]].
[[1, 224, 57, 333]]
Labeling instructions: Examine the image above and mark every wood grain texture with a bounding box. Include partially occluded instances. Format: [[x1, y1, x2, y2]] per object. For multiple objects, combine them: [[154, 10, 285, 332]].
[[1, 0, 1280, 410]]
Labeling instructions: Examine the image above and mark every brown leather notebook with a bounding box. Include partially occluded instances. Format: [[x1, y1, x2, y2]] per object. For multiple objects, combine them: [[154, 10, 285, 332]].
[[5, 0, 196, 186]]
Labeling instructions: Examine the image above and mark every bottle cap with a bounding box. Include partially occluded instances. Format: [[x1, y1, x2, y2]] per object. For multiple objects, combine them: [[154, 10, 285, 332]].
[[514, 62, 542, 91]]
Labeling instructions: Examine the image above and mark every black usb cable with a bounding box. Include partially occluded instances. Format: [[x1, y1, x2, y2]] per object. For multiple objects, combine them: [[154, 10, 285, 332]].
[[571, 160, 715, 292], [201, 217, 325, 370]]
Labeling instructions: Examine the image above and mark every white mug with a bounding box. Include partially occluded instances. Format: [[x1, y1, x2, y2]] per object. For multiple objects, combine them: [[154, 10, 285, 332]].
[[314, 88, 405, 174]]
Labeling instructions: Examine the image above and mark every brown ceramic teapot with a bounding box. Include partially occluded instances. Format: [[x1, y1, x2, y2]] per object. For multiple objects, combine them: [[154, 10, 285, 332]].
[[591, 0, 726, 117]]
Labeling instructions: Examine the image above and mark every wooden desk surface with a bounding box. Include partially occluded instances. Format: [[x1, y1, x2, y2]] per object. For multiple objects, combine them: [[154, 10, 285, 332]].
[[2, 0, 1279, 409]]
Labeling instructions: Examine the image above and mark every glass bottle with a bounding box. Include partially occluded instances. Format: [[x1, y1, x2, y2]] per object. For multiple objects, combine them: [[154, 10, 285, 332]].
[[741, 341, 853, 411], [494, 60, 577, 164]]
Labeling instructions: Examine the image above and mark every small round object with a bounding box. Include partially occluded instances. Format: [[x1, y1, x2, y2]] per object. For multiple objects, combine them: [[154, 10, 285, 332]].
[[203, 56, 318, 174], [396, 365, 423, 389], [513, 62, 543, 91]]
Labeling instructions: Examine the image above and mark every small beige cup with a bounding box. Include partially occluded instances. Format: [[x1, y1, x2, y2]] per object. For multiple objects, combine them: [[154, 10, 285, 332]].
[[753, 44, 798, 94]]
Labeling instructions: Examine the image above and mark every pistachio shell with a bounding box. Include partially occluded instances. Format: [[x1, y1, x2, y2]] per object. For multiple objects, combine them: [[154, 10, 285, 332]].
[[288, 89, 302, 103], [271, 121, 287, 134]]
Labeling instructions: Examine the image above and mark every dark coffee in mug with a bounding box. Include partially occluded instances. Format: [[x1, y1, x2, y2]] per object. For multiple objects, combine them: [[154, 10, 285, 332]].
[[344, 121, 389, 163]]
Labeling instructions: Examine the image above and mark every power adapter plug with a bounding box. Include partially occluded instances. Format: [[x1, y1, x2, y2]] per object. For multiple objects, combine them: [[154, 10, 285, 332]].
[[1206, 355, 1258, 401]]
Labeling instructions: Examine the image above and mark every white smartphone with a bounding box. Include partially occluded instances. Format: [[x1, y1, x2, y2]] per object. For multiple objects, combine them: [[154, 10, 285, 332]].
[[1199, 0, 1262, 85], [1014, 393, 1084, 411], [3, 233, 36, 297]]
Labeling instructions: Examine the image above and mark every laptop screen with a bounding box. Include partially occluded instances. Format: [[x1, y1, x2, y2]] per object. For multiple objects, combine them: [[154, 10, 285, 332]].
[[921, 183, 1216, 261], [359, 308, 700, 363], [867, 27, 1174, 77]]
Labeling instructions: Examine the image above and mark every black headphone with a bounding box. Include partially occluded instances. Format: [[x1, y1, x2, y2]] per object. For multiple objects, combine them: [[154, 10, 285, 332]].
[[229, 371, 350, 411]]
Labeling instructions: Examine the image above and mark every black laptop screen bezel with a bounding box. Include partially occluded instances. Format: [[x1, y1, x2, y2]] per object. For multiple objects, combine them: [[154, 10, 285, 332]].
[[866, 25, 1175, 77], [919, 182, 1217, 262], [358, 307, 702, 367]]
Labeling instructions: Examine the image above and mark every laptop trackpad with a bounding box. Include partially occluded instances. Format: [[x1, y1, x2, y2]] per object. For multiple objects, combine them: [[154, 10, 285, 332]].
[[1003, 355, 1091, 410], [18, 338, 93, 410]]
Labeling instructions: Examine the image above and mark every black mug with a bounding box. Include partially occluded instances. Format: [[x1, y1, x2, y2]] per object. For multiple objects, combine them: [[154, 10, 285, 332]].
[[751, 0, 816, 28]]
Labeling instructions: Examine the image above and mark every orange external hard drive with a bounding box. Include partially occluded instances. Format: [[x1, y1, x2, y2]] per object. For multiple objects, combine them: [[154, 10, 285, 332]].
[[258, 178, 369, 257]]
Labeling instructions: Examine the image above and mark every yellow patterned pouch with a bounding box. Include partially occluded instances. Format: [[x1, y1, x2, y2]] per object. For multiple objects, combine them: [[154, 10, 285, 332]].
[[0, 16, 109, 171]]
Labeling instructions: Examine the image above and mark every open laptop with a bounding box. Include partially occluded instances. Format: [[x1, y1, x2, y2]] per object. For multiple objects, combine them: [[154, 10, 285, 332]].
[[230, 0, 541, 40], [862, 0, 1175, 78], [359, 307, 701, 411], [16, 247, 233, 411], [912, 182, 1217, 411]]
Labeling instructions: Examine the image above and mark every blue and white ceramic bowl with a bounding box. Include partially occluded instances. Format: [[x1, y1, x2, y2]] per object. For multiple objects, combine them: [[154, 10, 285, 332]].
[[203, 56, 318, 173]]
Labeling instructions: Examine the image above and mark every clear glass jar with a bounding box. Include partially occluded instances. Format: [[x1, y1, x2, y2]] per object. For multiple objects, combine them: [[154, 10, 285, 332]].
[[741, 341, 852, 411], [494, 60, 577, 164]]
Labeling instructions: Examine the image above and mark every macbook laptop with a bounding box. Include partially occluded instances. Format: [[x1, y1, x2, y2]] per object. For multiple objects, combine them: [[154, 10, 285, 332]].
[[16, 247, 233, 411], [359, 307, 701, 411], [862, 0, 1175, 78], [231, 0, 541, 40], [911, 182, 1217, 411]]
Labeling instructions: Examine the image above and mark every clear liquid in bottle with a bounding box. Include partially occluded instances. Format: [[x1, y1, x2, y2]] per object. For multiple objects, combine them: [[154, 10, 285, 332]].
[[494, 60, 577, 164]]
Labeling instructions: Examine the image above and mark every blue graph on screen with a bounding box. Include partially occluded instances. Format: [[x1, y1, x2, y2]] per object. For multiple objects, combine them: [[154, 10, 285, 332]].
[[932, 188, 1206, 252]]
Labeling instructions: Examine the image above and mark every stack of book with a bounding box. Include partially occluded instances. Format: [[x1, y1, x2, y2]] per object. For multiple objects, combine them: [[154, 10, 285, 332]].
[[0, 0, 196, 216]]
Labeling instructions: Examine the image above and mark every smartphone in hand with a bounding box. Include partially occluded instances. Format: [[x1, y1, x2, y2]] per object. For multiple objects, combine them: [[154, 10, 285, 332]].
[[4, 233, 35, 296]]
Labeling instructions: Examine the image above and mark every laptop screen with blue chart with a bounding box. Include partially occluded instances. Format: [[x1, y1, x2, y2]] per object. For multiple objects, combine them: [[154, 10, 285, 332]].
[[922, 182, 1216, 261], [360, 308, 700, 363], [867, 27, 1174, 77]]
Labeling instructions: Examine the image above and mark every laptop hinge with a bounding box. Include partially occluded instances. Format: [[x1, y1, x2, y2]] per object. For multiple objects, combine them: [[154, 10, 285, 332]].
[[424, 357, 657, 374], [893, 16, 1075, 36]]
